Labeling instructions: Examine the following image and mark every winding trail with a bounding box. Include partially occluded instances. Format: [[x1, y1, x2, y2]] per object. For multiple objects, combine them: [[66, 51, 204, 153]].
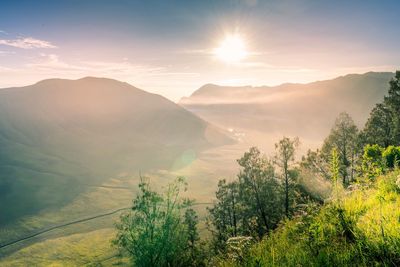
[[0, 202, 213, 250], [0, 207, 130, 250]]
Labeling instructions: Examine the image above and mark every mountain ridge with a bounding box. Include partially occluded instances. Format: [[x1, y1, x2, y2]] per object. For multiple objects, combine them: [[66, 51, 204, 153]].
[[0, 77, 232, 225], [181, 71, 394, 104], [179, 71, 395, 141]]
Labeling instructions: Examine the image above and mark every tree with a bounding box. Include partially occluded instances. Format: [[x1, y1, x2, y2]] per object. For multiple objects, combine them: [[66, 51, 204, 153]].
[[330, 148, 340, 203], [208, 147, 283, 247], [382, 146, 400, 169], [300, 149, 330, 180], [274, 137, 300, 218], [385, 71, 400, 145], [114, 176, 199, 267], [237, 147, 283, 238], [362, 70, 400, 147], [207, 179, 242, 252], [362, 103, 394, 147], [183, 208, 205, 266], [322, 112, 359, 186]]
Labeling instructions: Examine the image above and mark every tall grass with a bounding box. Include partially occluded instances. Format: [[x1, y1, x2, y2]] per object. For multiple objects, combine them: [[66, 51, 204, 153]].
[[218, 171, 400, 266]]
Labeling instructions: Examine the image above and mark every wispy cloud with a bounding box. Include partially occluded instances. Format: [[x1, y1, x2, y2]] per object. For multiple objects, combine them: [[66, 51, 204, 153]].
[[0, 37, 56, 49], [0, 53, 201, 100], [0, 50, 15, 55], [0, 30, 8, 35], [0, 53, 198, 84]]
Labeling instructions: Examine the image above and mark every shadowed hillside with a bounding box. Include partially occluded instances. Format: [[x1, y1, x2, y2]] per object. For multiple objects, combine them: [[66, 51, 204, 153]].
[[0, 77, 232, 225]]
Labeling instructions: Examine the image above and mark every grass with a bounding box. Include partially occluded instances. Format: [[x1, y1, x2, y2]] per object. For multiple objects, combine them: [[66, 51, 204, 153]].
[[0, 143, 243, 264], [0, 228, 126, 267], [218, 170, 400, 267]]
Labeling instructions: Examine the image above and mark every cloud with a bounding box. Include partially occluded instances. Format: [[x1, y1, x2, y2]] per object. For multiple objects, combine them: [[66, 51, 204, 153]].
[[0, 37, 56, 49], [0, 54, 202, 100], [0, 50, 15, 55], [0, 30, 8, 35], [179, 49, 210, 54], [1, 53, 199, 84]]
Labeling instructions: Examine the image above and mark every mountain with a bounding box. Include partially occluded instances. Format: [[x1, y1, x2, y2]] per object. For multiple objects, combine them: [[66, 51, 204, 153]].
[[0, 77, 232, 225], [180, 72, 394, 141]]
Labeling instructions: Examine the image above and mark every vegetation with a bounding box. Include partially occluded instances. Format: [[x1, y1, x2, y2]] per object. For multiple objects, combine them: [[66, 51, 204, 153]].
[[114, 176, 205, 267], [362, 70, 400, 147], [207, 147, 282, 250], [321, 112, 359, 186], [113, 72, 400, 266], [274, 137, 300, 218], [217, 170, 400, 267]]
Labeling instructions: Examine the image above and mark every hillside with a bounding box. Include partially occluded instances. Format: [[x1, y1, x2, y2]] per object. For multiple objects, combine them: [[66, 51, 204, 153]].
[[218, 170, 400, 266], [0, 77, 232, 225], [180, 72, 394, 141]]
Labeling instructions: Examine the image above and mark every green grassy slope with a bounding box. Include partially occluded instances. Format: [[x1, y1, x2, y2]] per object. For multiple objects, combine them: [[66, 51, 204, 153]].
[[219, 171, 400, 266]]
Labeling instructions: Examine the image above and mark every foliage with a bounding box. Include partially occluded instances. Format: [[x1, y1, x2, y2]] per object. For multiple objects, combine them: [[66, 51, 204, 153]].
[[225, 236, 254, 264], [385, 71, 400, 145], [113, 176, 204, 267], [236, 147, 283, 237], [382, 145, 400, 169], [300, 148, 330, 180], [274, 137, 300, 218], [361, 145, 400, 179], [361, 144, 385, 179], [208, 147, 284, 254], [362, 103, 394, 147], [207, 179, 242, 252], [362, 70, 400, 147], [322, 112, 359, 186], [217, 171, 400, 267], [330, 148, 341, 203]]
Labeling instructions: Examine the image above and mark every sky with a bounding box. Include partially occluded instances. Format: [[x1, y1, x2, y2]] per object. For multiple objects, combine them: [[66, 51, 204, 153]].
[[0, 0, 399, 101]]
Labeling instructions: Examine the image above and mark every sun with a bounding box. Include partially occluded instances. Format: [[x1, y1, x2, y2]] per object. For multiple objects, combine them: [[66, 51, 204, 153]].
[[214, 34, 248, 63]]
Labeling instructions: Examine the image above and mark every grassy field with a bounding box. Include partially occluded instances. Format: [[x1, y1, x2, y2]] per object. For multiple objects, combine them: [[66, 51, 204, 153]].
[[0, 141, 247, 265]]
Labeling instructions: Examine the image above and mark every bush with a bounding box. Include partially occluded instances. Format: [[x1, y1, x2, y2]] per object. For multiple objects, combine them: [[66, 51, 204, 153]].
[[382, 146, 400, 168], [362, 144, 384, 179], [113, 177, 204, 267]]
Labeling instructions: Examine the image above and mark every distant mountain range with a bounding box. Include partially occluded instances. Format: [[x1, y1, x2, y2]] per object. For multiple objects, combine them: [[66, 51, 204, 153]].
[[180, 72, 394, 140], [0, 77, 231, 225]]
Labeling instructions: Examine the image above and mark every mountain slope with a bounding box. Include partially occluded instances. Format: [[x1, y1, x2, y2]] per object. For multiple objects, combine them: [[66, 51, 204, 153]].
[[0, 77, 231, 225], [180, 72, 394, 140]]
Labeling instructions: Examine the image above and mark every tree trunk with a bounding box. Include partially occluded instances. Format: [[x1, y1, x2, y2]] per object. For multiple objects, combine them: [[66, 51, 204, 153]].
[[284, 165, 289, 218]]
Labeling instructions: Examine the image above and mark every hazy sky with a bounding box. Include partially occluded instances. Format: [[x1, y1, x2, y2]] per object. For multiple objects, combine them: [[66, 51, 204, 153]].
[[1, 0, 399, 100]]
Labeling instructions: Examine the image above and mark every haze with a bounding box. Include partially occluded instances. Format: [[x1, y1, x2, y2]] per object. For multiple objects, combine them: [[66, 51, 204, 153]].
[[1, 1, 400, 266], [1, 0, 400, 100]]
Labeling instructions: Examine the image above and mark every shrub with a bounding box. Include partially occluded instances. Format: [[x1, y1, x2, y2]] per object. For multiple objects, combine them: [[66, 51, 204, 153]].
[[362, 144, 384, 179], [382, 146, 400, 168]]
